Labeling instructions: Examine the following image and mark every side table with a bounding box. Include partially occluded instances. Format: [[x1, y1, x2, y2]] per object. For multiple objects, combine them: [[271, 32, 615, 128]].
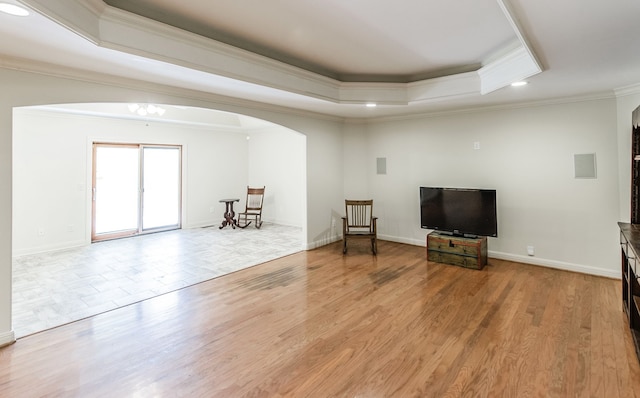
[[219, 198, 240, 229]]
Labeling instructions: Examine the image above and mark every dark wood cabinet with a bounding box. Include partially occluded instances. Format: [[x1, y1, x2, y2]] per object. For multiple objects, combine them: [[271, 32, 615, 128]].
[[426, 233, 487, 270], [623, 106, 640, 364], [619, 222, 640, 362], [632, 106, 640, 223]]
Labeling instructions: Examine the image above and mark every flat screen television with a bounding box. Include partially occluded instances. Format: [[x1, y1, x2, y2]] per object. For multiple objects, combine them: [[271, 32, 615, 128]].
[[420, 187, 498, 237]]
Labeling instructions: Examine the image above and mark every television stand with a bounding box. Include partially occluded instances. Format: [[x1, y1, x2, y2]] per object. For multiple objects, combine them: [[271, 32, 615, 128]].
[[426, 232, 487, 270]]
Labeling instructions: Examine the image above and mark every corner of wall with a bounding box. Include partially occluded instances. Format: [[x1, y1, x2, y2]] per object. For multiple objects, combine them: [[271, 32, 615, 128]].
[[0, 330, 16, 348]]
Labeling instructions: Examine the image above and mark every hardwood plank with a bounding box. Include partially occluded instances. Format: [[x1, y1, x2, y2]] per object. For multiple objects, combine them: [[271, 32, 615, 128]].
[[0, 241, 638, 397]]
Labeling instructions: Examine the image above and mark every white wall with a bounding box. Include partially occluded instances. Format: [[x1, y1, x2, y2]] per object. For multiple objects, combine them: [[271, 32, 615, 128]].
[[0, 100, 12, 345], [352, 99, 621, 277], [342, 122, 369, 199], [2, 62, 637, 348], [0, 66, 345, 346], [11, 108, 311, 256], [303, 119, 345, 247], [12, 108, 257, 254], [247, 126, 306, 227]]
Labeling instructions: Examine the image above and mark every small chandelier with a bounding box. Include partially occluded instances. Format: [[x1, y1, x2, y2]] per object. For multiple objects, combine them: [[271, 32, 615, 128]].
[[128, 103, 165, 116]]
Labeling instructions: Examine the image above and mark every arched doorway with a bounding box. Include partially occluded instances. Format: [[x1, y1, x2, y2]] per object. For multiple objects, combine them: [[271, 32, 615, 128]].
[[11, 102, 307, 337]]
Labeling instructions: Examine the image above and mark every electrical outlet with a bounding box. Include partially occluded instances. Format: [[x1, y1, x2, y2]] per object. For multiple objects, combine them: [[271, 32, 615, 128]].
[[473, 141, 480, 150], [209, 206, 214, 213], [527, 245, 534, 256]]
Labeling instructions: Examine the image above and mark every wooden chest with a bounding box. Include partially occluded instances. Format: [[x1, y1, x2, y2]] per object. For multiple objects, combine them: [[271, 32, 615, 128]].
[[426, 233, 487, 270]]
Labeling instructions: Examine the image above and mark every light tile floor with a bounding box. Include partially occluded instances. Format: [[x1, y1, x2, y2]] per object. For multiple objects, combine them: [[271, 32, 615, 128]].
[[12, 223, 303, 337]]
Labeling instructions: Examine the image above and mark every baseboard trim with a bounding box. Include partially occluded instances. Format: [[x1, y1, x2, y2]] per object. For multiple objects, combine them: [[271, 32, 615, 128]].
[[310, 234, 618, 278], [488, 250, 620, 279], [305, 235, 341, 250], [13, 239, 87, 258], [188, 220, 302, 229], [0, 330, 16, 347], [306, 234, 423, 250], [378, 234, 425, 247], [187, 221, 217, 229]]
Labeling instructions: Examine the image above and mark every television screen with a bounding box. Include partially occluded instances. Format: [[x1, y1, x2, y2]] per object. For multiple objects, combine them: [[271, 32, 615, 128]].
[[420, 187, 498, 237]]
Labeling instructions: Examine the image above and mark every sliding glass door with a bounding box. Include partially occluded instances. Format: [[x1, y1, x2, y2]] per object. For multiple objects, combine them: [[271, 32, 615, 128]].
[[92, 144, 139, 240], [92, 143, 181, 242], [141, 146, 181, 230]]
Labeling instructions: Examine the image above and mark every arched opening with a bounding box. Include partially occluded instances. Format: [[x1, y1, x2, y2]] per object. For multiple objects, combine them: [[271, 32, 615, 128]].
[[12, 102, 307, 337]]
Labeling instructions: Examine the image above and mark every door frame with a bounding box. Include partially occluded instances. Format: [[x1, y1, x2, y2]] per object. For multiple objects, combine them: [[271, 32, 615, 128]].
[[91, 142, 182, 242]]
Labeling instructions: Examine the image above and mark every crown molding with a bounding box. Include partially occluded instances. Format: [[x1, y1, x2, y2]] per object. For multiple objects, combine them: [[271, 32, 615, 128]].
[[479, 0, 542, 94], [3, 51, 614, 129], [478, 45, 542, 94], [16, 106, 255, 132], [614, 83, 640, 98], [496, 0, 542, 71], [19, 0, 543, 107], [97, 5, 342, 101], [357, 91, 616, 125], [408, 72, 480, 103], [0, 55, 343, 123], [18, 0, 104, 44]]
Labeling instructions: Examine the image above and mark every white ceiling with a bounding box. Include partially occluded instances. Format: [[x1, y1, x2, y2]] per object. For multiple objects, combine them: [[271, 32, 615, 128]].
[[103, 0, 516, 82], [2, 0, 640, 120]]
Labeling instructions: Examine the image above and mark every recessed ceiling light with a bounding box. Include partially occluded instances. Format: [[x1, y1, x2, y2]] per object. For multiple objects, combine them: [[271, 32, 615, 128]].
[[511, 81, 528, 87], [366, 103, 377, 108], [0, 3, 29, 16]]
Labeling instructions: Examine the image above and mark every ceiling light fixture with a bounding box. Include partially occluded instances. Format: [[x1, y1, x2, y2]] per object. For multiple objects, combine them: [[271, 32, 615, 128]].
[[128, 103, 165, 116], [0, 3, 29, 16], [366, 103, 377, 108], [511, 81, 528, 87]]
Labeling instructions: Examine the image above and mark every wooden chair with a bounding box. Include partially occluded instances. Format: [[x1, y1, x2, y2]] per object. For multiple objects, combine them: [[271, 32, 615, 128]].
[[342, 199, 377, 254], [237, 186, 265, 229]]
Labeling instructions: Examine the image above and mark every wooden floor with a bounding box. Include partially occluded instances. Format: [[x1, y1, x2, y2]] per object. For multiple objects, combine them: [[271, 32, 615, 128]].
[[1, 240, 639, 397]]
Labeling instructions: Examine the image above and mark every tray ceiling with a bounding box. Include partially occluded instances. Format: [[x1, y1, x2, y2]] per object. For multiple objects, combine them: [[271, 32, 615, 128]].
[[1, 0, 640, 119]]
